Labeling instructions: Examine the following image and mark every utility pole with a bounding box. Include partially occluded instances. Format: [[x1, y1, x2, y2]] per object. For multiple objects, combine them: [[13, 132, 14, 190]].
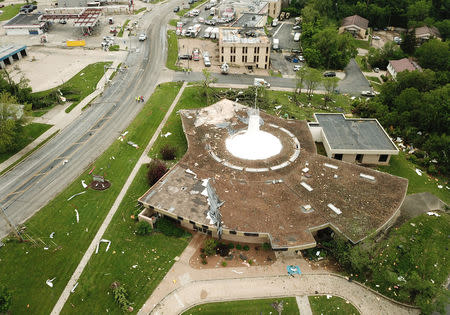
[[0, 206, 23, 242]]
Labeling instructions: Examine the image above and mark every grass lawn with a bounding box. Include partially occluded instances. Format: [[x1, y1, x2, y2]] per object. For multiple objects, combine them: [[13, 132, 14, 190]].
[[166, 30, 183, 71], [269, 69, 282, 77], [309, 295, 359, 315], [0, 3, 24, 21], [169, 18, 179, 27], [354, 39, 370, 50], [61, 165, 190, 314], [366, 76, 381, 83], [32, 62, 112, 115], [0, 122, 52, 164], [181, 297, 299, 315], [118, 19, 130, 37], [177, 0, 208, 17], [355, 55, 370, 72], [134, 7, 146, 14], [0, 82, 183, 314], [378, 152, 449, 204]]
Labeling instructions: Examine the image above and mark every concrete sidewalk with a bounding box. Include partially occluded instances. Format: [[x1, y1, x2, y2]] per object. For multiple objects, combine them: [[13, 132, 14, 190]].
[[0, 60, 122, 174]]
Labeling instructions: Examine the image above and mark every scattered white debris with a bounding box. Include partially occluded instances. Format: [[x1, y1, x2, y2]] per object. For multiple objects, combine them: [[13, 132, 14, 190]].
[[395, 137, 402, 143], [274, 105, 282, 110], [185, 169, 197, 179], [75, 209, 79, 223], [127, 141, 139, 149], [49, 232, 55, 239], [46, 278, 56, 288], [81, 180, 88, 189], [302, 167, 309, 173], [437, 185, 443, 189], [410, 223, 416, 227], [316, 251, 320, 256], [431, 159, 437, 163], [415, 169, 423, 176], [121, 131, 129, 137], [430, 279, 434, 284], [62, 159, 69, 165], [96, 239, 112, 254], [326, 295, 332, 299], [360, 173, 375, 181], [161, 132, 172, 138], [67, 191, 86, 201], [300, 182, 313, 192], [397, 276, 406, 282], [201, 188, 208, 197], [132, 264, 138, 269], [327, 203, 342, 215], [427, 212, 440, 217], [44, 247, 48, 250], [71, 282, 79, 293], [324, 163, 338, 169], [174, 256, 180, 262], [232, 270, 243, 274], [375, 284, 380, 287], [333, 174, 338, 179]]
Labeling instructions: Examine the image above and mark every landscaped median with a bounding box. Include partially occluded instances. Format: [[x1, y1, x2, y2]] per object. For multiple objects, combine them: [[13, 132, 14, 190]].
[[166, 30, 183, 71], [0, 82, 183, 314]]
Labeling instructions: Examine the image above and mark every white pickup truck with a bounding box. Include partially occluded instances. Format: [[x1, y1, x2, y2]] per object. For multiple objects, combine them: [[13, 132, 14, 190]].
[[254, 78, 270, 88]]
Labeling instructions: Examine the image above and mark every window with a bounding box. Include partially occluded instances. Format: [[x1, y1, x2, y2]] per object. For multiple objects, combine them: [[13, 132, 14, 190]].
[[256, 55, 259, 62], [244, 55, 247, 62], [379, 154, 388, 162], [221, 47, 223, 53], [221, 56, 224, 62], [334, 154, 343, 160], [266, 47, 269, 54], [253, 55, 257, 62], [265, 55, 268, 62], [356, 154, 363, 163], [242, 55, 245, 62]]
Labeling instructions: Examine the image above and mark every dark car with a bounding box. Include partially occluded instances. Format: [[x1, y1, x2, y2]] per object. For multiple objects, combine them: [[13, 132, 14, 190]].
[[323, 71, 336, 77], [173, 6, 180, 12], [20, 4, 32, 13], [178, 54, 192, 60], [291, 48, 301, 54]]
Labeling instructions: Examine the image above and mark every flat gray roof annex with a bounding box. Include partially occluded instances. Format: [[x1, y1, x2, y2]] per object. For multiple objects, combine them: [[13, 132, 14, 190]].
[[315, 113, 397, 151], [0, 45, 27, 62], [3, 13, 44, 27], [232, 13, 265, 28]]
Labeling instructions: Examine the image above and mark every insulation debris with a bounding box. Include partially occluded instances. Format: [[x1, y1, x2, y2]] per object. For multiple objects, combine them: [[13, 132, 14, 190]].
[[75, 209, 79, 223], [71, 282, 79, 293], [161, 132, 172, 137], [49, 232, 55, 239], [67, 191, 86, 201], [46, 278, 56, 288], [324, 163, 338, 169], [360, 173, 375, 181], [328, 203, 342, 215], [81, 180, 88, 189], [127, 141, 139, 149], [300, 182, 313, 192], [185, 169, 197, 179]]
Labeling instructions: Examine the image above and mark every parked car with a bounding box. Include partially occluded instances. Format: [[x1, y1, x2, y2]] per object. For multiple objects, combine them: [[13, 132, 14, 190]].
[[292, 25, 301, 30], [254, 78, 270, 88], [138, 33, 147, 41], [178, 54, 192, 60], [373, 67, 380, 73], [298, 56, 305, 62], [205, 19, 216, 25], [293, 65, 302, 71], [192, 48, 200, 61], [173, 6, 180, 12], [291, 48, 301, 54], [393, 36, 402, 44], [372, 35, 381, 40], [361, 90, 376, 97], [20, 4, 34, 13], [323, 71, 336, 77]]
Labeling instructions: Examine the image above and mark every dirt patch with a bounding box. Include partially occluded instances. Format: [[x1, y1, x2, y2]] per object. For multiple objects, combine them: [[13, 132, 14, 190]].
[[90, 179, 111, 190], [189, 240, 276, 269]]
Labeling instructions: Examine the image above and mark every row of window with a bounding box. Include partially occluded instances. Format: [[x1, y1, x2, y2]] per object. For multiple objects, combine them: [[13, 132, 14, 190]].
[[333, 154, 389, 163], [221, 55, 268, 64], [221, 46, 269, 54]]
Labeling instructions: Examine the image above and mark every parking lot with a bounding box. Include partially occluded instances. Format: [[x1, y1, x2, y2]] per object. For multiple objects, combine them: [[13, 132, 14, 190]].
[[269, 20, 301, 51]]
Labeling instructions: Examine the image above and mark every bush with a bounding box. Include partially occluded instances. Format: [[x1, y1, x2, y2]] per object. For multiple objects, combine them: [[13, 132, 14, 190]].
[[111, 282, 133, 312], [216, 243, 230, 257], [243, 245, 250, 251], [428, 164, 438, 175], [155, 217, 189, 238], [262, 242, 271, 251], [160, 144, 176, 160], [200, 253, 206, 259], [136, 221, 151, 236], [203, 238, 218, 256], [236, 244, 242, 250], [109, 45, 120, 51], [0, 286, 12, 313], [380, 74, 388, 82], [201, 258, 207, 264], [248, 259, 254, 265], [221, 261, 227, 267], [147, 159, 168, 186], [227, 243, 235, 249]]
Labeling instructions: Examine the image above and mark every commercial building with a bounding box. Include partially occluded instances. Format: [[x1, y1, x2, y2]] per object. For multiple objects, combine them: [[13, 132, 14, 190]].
[[219, 27, 270, 69], [387, 58, 421, 80], [232, 13, 267, 28], [138, 100, 407, 253], [3, 14, 48, 35], [308, 113, 398, 165], [0, 45, 27, 69], [267, 0, 281, 19], [339, 14, 369, 39]]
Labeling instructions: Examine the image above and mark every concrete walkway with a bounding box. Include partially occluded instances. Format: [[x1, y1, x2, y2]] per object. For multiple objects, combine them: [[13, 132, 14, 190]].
[[296, 295, 312, 315], [138, 234, 419, 315], [50, 81, 188, 314], [0, 60, 123, 174]]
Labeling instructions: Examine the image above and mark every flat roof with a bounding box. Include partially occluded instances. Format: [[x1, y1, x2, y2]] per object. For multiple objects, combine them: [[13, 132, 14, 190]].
[[3, 13, 46, 27], [314, 113, 398, 152], [139, 100, 407, 249], [218, 0, 268, 14], [220, 27, 269, 44], [232, 13, 265, 28], [0, 45, 27, 62]]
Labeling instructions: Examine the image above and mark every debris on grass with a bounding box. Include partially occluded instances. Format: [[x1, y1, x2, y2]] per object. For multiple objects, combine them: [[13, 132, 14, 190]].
[[46, 278, 55, 287], [67, 191, 86, 201], [50, 232, 55, 239], [81, 180, 87, 188]]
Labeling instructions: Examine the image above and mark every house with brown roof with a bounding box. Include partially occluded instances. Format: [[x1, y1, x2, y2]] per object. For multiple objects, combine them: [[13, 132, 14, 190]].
[[387, 58, 422, 79], [339, 15, 369, 39], [414, 26, 441, 44]]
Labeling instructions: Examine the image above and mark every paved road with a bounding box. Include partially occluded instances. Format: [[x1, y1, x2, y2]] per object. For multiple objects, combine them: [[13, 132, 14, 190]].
[[338, 58, 371, 94], [0, 1, 177, 237]]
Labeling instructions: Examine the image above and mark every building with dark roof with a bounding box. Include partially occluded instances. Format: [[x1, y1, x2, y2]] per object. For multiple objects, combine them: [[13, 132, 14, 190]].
[[339, 14, 369, 39], [138, 100, 407, 253], [3, 13, 48, 35], [308, 113, 398, 165]]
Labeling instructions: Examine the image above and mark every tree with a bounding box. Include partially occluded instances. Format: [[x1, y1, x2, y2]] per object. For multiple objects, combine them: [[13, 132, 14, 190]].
[[0, 286, 12, 313], [407, 0, 431, 23], [367, 42, 406, 70], [202, 68, 216, 106], [400, 28, 417, 55], [0, 92, 26, 154], [323, 77, 339, 105], [301, 4, 320, 25], [303, 68, 322, 99], [146, 159, 168, 186], [295, 66, 307, 95], [415, 39, 450, 71]]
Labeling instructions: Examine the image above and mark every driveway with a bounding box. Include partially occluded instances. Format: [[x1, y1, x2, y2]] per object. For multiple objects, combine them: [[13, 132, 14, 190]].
[[338, 58, 371, 95]]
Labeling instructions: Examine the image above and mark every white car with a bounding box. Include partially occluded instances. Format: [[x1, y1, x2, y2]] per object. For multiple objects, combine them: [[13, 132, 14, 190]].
[[361, 91, 376, 97], [372, 35, 380, 40], [293, 65, 302, 71], [139, 34, 147, 41], [393, 36, 402, 44]]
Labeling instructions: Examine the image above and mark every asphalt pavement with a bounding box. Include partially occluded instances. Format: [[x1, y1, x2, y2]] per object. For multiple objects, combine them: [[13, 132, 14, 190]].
[[0, 1, 178, 238], [338, 58, 371, 94]]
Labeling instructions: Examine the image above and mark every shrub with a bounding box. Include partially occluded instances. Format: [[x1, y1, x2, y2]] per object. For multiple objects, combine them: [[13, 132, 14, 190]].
[[203, 238, 218, 256], [221, 261, 227, 267], [236, 244, 242, 250], [262, 242, 271, 250], [243, 245, 250, 251], [248, 259, 254, 265], [147, 159, 168, 186], [216, 243, 230, 257], [136, 221, 151, 236], [380, 74, 388, 82], [228, 243, 235, 249], [111, 282, 133, 312], [428, 164, 438, 175], [160, 144, 176, 160], [201, 258, 207, 265], [200, 253, 206, 259], [155, 217, 189, 238], [0, 286, 12, 313]]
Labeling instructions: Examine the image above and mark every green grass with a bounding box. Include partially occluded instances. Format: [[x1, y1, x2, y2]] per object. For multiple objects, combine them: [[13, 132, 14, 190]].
[[177, 0, 208, 17], [269, 69, 282, 77], [0, 122, 52, 164], [0, 3, 24, 21], [134, 7, 146, 14], [0, 82, 183, 314], [366, 76, 381, 83], [166, 30, 183, 71], [169, 18, 179, 27], [31, 62, 112, 114], [118, 19, 130, 37], [61, 165, 190, 314], [378, 152, 449, 204], [354, 39, 370, 50], [309, 295, 360, 315], [181, 297, 299, 314], [0, 129, 58, 176], [355, 55, 370, 72], [108, 44, 120, 51], [109, 62, 122, 81]]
